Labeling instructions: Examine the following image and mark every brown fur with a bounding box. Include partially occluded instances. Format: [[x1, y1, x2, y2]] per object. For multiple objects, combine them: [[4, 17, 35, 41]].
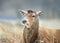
[[23, 10, 39, 43]]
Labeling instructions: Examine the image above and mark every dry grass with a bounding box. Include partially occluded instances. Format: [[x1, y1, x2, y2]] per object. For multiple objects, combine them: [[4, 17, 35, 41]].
[[0, 21, 60, 43], [0, 22, 24, 43]]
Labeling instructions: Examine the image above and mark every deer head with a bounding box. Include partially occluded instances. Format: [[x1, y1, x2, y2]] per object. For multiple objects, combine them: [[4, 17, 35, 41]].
[[19, 10, 42, 28]]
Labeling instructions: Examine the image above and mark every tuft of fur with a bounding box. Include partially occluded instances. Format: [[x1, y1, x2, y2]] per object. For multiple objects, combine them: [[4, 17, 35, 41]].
[[27, 10, 34, 13]]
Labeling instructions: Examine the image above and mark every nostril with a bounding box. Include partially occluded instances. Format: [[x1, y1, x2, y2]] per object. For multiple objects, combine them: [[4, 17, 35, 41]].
[[22, 20, 27, 24]]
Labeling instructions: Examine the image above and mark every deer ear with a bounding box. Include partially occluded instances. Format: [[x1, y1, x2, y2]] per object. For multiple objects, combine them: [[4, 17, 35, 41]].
[[37, 11, 42, 16], [18, 10, 27, 15]]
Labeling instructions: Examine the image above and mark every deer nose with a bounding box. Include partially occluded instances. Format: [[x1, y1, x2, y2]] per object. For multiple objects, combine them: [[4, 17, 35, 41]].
[[22, 20, 27, 24]]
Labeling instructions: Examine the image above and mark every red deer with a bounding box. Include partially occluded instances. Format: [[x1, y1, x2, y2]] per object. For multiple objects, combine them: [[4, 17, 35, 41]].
[[20, 10, 42, 43]]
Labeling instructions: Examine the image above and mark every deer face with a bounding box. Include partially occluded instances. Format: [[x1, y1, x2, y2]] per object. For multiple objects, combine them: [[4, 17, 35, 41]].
[[19, 10, 42, 27]]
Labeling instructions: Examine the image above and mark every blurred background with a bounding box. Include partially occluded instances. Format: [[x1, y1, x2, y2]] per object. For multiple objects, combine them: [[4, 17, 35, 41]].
[[0, 0, 60, 28], [0, 0, 60, 43]]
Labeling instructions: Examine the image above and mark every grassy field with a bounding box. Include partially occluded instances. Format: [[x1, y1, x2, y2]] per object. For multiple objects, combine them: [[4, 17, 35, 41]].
[[0, 21, 24, 43], [0, 20, 60, 43]]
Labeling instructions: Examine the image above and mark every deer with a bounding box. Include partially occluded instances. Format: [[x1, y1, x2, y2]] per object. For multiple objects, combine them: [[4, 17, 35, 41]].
[[19, 10, 42, 43]]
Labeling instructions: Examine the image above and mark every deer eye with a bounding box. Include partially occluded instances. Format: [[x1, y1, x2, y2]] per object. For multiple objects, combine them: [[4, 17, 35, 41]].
[[32, 16, 35, 17]]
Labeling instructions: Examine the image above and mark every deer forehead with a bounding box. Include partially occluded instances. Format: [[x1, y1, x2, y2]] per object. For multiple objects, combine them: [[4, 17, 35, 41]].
[[27, 10, 34, 13], [28, 10, 37, 14], [27, 13, 36, 16]]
